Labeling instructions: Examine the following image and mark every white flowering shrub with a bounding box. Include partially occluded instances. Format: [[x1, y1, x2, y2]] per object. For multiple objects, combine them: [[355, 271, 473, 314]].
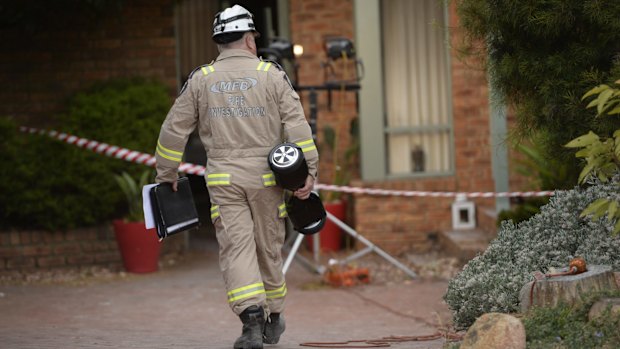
[[444, 176, 620, 329]]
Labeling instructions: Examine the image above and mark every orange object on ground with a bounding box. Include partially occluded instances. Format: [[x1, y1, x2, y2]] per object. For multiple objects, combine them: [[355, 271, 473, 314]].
[[324, 266, 370, 287]]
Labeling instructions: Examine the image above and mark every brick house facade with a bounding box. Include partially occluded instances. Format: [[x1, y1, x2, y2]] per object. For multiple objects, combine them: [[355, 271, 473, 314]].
[[290, 0, 504, 254], [0, 0, 182, 274], [1, 0, 527, 272]]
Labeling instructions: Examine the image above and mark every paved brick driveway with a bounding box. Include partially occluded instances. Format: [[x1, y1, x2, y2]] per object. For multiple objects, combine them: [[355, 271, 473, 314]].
[[0, 246, 453, 349]]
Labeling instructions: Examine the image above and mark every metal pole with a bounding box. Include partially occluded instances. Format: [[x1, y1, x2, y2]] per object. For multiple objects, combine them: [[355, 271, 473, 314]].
[[325, 211, 417, 279], [282, 233, 304, 274], [282, 233, 326, 275]]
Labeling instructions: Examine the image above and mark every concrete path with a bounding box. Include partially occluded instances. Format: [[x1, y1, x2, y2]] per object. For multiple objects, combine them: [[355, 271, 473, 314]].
[[0, 246, 454, 349]]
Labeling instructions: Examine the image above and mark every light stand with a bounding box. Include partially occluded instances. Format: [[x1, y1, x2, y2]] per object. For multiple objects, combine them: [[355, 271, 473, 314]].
[[263, 37, 417, 279]]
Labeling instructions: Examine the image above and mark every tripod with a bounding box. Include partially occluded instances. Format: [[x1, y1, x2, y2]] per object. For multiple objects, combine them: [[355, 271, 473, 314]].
[[281, 86, 417, 279]]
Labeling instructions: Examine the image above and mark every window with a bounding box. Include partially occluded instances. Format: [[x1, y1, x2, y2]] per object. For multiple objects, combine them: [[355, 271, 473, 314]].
[[381, 0, 453, 176]]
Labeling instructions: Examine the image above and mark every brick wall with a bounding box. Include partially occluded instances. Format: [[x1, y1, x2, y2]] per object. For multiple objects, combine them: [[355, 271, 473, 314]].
[[290, 0, 497, 255], [0, 227, 118, 272], [0, 226, 184, 275], [289, 0, 359, 184], [0, 0, 178, 126]]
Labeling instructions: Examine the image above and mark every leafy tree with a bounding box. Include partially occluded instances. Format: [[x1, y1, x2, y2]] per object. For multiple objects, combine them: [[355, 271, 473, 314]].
[[565, 80, 620, 234], [456, 0, 620, 166]]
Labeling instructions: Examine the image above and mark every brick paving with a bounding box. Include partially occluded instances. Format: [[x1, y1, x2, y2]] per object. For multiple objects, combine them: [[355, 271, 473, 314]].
[[0, 246, 454, 349]]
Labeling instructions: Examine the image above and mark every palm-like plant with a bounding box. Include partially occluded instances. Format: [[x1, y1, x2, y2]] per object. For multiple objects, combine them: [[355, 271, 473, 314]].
[[114, 170, 152, 222]]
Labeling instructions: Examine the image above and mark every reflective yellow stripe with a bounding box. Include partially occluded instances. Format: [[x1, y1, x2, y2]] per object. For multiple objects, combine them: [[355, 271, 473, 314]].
[[207, 174, 230, 178], [256, 61, 272, 72], [207, 173, 231, 186], [228, 289, 265, 302], [300, 145, 317, 153], [227, 282, 265, 303], [266, 284, 287, 299], [228, 282, 264, 296], [210, 205, 220, 219], [262, 173, 276, 187], [156, 140, 183, 162], [296, 139, 317, 153], [156, 148, 182, 162], [278, 203, 287, 218], [157, 140, 183, 156], [201, 65, 214, 75]]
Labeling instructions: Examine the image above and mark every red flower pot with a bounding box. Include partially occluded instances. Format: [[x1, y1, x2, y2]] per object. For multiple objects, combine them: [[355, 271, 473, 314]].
[[307, 200, 345, 252], [113, 220, 161, 273]]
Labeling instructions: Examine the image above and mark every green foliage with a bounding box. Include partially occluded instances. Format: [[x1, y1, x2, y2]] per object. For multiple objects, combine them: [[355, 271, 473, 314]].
[[321, 117, 359, 203], [498, 137, 577, 225], [114, 170, 152, 222], [566, 81, 620, 234], [456, 0, 620, 166], [0, 78, 170, 230], [497, 197, 548, 226], [444, 177, 620, 329], [524, 291, 620, 348]]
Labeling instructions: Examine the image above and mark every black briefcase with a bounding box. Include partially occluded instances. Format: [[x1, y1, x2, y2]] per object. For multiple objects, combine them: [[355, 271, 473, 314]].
[[150, 177, 200, 240]]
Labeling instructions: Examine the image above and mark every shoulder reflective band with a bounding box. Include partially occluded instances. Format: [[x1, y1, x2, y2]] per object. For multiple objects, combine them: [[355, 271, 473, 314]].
[[262, 173, 276, 187], [210, 205, 220, 220], [227, 282, 265, 303], [278, 202, 287, 218], [207, 173, 231, 186], [256, 61, 272, 72], [266, 283, 287, 299], [295, 139, 317, 153], [156, 140, 183, 162], [201, 65, 215, 75]]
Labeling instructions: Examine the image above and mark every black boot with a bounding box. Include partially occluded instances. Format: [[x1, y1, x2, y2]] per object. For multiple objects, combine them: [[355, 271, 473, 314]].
[[233, 305, 265, 349], [263, 313, 285, 344]]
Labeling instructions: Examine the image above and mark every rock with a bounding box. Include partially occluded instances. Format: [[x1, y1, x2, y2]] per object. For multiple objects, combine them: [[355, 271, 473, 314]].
[[519, 265, 619, 313], [588, 297, 620, 321], [460, 313, 526, 349]]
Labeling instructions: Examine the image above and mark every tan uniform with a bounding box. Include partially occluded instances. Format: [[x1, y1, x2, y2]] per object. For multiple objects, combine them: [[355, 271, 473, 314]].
[[154, 49, 318, 316]]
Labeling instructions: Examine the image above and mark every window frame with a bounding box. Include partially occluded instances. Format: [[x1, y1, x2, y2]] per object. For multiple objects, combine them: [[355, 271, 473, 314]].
[[355, 0, 454, 181]]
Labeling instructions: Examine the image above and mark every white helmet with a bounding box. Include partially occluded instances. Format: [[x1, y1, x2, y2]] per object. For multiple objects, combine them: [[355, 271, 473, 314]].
[[212, 5, 257, 39]]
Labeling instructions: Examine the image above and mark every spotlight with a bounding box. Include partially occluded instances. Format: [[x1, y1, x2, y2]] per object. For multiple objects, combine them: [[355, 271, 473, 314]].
[[324, 37, 355, 60], [293, 44, 304, 58], [258, 38, 294, 64]]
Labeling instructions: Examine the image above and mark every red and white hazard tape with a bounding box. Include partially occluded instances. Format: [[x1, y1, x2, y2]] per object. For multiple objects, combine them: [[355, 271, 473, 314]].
[[20, 126, 207, 176], [314, 184, 555, 198], [21, 127, 555, 198]]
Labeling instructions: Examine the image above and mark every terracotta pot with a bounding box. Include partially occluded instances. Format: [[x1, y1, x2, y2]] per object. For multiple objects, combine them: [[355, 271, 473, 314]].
[[307, 200, 345, 252], [113, 220, 161, 273]]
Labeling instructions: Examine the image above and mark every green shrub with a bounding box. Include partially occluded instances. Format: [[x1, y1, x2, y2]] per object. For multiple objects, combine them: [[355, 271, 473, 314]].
[[456, 0, 620, 165], [0, 78, 170, 230], [498, 133, 579, 226], [524, 291, 620, 348], [444, 175, 620, 329]]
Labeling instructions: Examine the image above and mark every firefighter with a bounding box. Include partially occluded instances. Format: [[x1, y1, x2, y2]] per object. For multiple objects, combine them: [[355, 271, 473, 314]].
[[154, 4, 318, 349]]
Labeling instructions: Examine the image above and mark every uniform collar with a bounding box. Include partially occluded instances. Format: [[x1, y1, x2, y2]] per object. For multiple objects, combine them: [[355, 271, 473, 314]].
[[216, 49, 258, 61]]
